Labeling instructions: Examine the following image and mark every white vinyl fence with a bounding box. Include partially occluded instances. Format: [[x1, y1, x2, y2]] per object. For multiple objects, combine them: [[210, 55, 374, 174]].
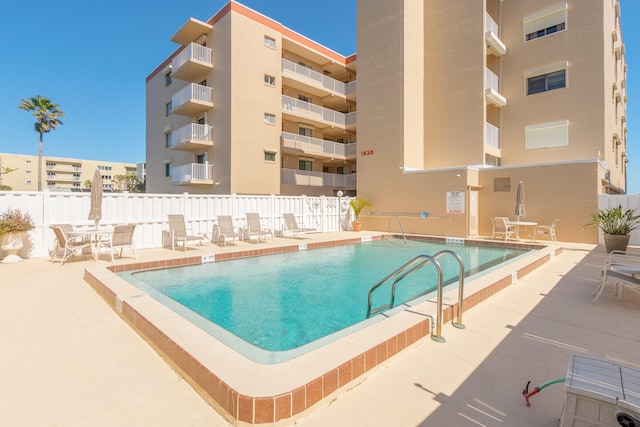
[[0, 191, 353, 259]]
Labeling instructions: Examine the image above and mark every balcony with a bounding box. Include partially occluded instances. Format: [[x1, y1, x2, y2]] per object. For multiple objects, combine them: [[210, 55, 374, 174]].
[[281, 58, 356, 102], [485, 122, 501, 157], [171, 18, 212, 46], [282, 95, 354, 129], [281, 132, 356, 159], [281, 168, 356, 189], [171, 83, 213, 117], [170, 123, 213, 152], [485, 68, 507, 107], [485, 13, 506, 56], [172, 163, 214, 185], [171, 43, 213, 82]]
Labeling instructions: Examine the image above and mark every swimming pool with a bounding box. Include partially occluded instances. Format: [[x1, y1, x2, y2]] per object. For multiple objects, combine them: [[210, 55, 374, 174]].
[[122, 239, 529, 362]]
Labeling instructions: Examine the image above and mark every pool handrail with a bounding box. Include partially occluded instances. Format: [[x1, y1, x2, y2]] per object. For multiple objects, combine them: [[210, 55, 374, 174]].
[[366, 254, 447, 342], [433, 250, 465, 329]]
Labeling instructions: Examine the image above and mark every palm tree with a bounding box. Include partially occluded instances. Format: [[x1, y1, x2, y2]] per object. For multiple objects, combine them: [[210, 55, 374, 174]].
[[17, 95, 65, 191]]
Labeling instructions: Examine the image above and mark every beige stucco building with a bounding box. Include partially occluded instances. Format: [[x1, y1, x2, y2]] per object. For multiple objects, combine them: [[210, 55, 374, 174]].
[[146, 2, 357, 197], [146, 0, 628, 243], [356, 0, 628, 244], [0, 153, 138, 192]]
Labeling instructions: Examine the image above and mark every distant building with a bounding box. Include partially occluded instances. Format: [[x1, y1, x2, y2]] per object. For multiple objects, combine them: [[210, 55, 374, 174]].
[[0, 153, 139, 191]]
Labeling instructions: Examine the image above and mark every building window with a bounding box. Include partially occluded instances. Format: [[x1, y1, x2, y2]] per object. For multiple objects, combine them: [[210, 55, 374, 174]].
[[166, 102, 172, 117], [299, 160, 312, 171], [525, 120, 569, 150], [298, 95, 311, 103], [524, 5, 567, 42], [25, 180, 32, 185], [527, 70, 566, 95], [264, 113, 276, 125], [337, 167, 345, 174], [26, 160, 31, 163], [298, 126, 313, 137], [264, 150, 277, 162], [165, 162, 172, 177], [264, 35, 276, 49], [264, 74, 276, 86], [165, 71, 172, 86], [165, 132, 172, 148]]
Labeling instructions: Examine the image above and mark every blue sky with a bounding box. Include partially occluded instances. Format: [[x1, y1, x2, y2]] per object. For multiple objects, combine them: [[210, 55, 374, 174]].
[[0, 1, 638, 191]]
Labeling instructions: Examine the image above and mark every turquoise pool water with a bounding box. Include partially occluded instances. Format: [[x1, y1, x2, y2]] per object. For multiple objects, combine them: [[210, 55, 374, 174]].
[[122, 240, 529, 362]]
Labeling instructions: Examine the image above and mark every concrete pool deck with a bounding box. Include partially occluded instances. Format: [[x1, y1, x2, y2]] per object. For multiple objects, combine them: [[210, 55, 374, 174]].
[[1, 232, 639, 426]]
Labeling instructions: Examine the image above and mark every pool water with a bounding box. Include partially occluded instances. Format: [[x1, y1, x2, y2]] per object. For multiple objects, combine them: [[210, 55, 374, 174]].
[[124, 240, 529, 359]]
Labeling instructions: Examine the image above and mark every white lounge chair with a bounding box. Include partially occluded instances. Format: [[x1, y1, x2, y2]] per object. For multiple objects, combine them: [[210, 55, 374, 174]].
[[212, 215, 241, 246], [99, 224, 137, 262], [282, 213, 313, 239], [167, 214, 206, 251], [491, 217, 516, 241], [50, 225, 92, 265], [533, 219, 560, 243], [245, 213, 273, 243], [592, 250, 640, 303]]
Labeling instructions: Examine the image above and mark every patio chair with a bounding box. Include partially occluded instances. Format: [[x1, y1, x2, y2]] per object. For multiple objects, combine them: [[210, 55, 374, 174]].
[[533, 219, 560, 243], [212, 215, 241, 246], [99, 224, 137, 262], [593, 250, 640, 303], [282, 213, 312, 239], [50, 225, 92, 265], [491, 217, 515, 241], [167, 214, 206, 251], [245, 213, 273, 243]]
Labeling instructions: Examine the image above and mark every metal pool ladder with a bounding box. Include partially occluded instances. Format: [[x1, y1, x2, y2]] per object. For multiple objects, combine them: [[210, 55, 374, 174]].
[[366, 250, 465, 342]]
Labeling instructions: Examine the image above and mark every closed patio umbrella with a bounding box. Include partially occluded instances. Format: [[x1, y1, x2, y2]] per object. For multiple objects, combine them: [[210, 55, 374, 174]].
[[514, 180, 526, 222], [88, 169, 103, 228]]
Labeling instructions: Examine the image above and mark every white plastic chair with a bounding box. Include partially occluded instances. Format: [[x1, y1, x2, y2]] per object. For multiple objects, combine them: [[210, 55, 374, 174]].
[[491, 217, 515, 241], [533, 219, 560, 243]]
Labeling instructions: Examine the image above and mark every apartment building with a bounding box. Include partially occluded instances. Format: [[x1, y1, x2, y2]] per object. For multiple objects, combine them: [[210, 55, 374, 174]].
[[0, 153, 138, 192], [356, 0, 628, 243], [145, 2, 357, 196]]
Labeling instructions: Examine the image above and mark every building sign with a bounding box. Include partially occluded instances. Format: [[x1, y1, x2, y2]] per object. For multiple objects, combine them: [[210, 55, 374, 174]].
[[446, 191, 465, 214]]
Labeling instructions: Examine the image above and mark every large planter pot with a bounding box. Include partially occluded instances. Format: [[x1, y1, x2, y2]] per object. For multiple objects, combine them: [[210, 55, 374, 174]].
[[603, 233, 630, 253], [0, 231, 27, 263], [351, 221, 363, 232]]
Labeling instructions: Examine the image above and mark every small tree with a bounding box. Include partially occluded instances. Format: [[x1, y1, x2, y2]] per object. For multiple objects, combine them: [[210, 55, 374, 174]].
[[112, 173, 142, 192], [18, 95, 65, 191]]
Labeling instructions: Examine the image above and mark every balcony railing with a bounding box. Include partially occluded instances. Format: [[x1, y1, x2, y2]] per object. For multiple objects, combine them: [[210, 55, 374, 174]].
[[282, 95, 353, 128], [171, 83, 213, 116], [281, 168, 356, 189], [485, 68, 507, 107], [281, 132, 356, 158], [172, 163, 214, 185], [485, 122, 500, 149], [170, 123, 213, 152], [171, 43, 213, 81], [485, 13, 506, 56], [282, 58, 348, 95]]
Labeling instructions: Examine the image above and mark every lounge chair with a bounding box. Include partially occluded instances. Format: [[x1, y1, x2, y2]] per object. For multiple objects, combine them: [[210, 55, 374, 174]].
[[533, 219, 560, 243], [167, 214, 206, 251], [491, 217, 515, 241], [212, 215, 241, 246], [245, 213, 273, 243], [50, 225, 92, 265], [282, 213, 313, 239], [99, 224, 137, 262], [592, 250, 640, 303]]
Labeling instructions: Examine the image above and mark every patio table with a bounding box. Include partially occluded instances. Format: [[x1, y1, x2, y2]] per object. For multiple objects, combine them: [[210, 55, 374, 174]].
[[506, 220, 537, 241], [67, 228, 114, 261]]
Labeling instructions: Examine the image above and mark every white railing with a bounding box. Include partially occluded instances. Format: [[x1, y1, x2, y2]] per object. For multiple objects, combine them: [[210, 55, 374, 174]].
[[281, 59, 348, 95], [485, 123, 500, 149], [171, 123, 213, 147], [345, 111, 357, 127], [172, 43, 213, 71], [282, 95, 348, 127], [485, 13, 499, 38], [281, 132, 356, 157], [485, 68, 500, 92], [0, 191, 353, 258], [281, 168, 357, 188], [172, 83, 213, 111], [172, 163, 214, 184], [345, 81, 357, 96]]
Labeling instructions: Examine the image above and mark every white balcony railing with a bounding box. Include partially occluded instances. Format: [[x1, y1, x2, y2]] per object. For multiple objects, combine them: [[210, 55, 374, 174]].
[[281, 59, 348, 95], [485, 13, 507, 55], [282, 95, 352, 127], [281, 132, 357, 158], [172, 83, 213, 113], [170, 123, 213, 148], [172, 43, 213, 74], [281, 168, 356, 188], [485, 122, 500, 149], [172, 163, 213, 185], [485, 68, 507, 107]]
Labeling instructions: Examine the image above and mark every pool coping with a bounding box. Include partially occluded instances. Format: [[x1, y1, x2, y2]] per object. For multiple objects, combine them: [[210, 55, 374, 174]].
[[83, 234, 561, 425]]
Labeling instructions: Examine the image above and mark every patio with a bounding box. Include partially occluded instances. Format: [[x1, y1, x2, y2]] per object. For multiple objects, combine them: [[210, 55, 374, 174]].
[[1, 236, 639, 426]]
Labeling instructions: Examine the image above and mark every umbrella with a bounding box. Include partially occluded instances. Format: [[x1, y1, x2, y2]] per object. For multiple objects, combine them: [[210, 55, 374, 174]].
[[514, 180, 526, 222], [88, 169, 103, 228]]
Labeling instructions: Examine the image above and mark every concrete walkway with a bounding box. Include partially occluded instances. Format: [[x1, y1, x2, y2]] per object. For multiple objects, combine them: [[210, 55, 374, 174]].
[[1, 240, 638, 426]]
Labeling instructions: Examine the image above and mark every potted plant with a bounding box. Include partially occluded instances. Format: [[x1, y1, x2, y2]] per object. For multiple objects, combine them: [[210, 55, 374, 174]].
[[349, 196, 372, 232], [586, 205, 640, 253], [0, 208, 35, 263]]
